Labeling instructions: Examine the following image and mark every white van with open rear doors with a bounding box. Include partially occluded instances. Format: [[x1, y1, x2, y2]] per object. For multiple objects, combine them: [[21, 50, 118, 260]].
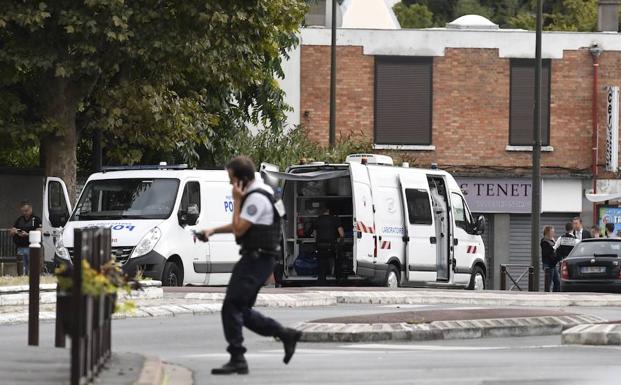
[[43, 164, 246, 286], [262, 154, 488, 289]]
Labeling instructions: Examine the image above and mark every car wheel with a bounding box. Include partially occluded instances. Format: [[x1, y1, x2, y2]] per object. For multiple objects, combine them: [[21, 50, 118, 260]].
[[467, 266, 486, 290], [162, 261, 182, 287], [384, 265, 400, 288]]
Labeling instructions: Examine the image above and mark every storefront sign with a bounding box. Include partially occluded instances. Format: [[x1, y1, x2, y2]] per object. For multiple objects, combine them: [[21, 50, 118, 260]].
[[606, 86, 619, 172], [599, 207, 621, 237], [456, 178, 532, 214]]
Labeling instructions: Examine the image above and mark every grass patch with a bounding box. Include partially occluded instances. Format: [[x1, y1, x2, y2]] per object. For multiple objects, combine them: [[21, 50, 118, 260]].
[[0, 275, 57, 287]]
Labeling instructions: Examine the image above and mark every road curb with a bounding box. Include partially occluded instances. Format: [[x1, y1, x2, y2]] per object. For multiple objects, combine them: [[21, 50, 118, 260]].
[[325, 291, 621, 307], [184, 292, 337, 307], [135, 356, 165, 385], [0, 303, 221, 325], [296, 314, 605, 343], [562, 324, 621, 346], [162, 363, 194, 385], [0, 284, 163, 306]]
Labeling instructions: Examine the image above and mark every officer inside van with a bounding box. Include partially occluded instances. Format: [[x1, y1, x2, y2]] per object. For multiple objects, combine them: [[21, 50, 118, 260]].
[[313, 207, 345, 283], [199, 156, 302, 375]]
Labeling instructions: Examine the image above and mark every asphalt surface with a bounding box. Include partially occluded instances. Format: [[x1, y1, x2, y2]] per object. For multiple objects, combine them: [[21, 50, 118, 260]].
[[1, 304, 621, 385]]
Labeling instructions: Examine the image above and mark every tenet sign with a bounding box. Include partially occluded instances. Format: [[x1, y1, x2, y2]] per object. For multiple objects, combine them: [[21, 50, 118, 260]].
[[456, 178, 532, 214]]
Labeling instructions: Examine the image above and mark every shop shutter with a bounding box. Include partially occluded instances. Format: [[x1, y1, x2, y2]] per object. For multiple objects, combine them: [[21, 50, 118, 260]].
[[509, 214, 576, 290], [375, 56, 433, 145], [509, 59, 551, 146]]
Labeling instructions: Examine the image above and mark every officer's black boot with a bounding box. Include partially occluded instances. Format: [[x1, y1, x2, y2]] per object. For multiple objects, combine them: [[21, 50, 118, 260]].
[[280, 328, 303, 364], [211, 355, 249, 375]]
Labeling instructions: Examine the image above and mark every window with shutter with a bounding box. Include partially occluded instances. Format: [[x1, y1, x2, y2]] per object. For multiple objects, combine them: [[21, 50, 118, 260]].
[[509, 59, 551, 146], [374, 56, 433, 145]]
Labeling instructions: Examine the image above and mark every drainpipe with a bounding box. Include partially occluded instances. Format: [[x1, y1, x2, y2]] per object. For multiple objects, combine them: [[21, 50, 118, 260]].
[[590, 44, 603, 225]]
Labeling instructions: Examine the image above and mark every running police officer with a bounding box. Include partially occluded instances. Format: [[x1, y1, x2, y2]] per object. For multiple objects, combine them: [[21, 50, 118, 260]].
[[199, 156, 301, 375], [555, 222, 578, 260]]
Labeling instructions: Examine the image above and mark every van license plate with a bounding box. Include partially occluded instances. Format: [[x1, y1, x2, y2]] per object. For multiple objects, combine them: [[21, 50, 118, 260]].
[[580, 266, 606, 274]]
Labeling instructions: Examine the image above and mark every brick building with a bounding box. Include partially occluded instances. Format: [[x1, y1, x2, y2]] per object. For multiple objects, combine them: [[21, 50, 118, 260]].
[[279, 15, 621, 288]]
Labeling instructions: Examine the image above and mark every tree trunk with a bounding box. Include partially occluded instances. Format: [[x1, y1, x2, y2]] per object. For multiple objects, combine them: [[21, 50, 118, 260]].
[[39, 78, 79, 204]]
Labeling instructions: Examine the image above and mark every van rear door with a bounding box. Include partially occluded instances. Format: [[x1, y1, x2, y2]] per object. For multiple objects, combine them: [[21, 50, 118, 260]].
[[398, 174, 437, 283], [350, 162, 375, 274], [42, 177, 72, 263]]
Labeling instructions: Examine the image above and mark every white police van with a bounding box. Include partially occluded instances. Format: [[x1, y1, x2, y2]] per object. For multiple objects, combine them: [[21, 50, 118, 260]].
[[43, 164, 243, 286], [263, 154, 488, 289]]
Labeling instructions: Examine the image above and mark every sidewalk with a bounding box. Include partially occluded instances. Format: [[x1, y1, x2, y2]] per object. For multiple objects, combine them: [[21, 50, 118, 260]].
[[0, 346, 145, 385], [0, 345, 193, 385]]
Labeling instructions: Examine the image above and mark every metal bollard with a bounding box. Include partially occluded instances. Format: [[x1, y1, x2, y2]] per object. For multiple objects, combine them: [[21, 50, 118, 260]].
[[543, 268, 551, 292], [28, 231, 41, 346], [500, 265, 507, 290], [528, 266, 536, 292]]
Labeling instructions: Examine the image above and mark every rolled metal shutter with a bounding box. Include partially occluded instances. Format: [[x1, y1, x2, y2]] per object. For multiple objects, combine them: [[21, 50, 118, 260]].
[[509, 214, 576, 290], [375, 56, 433, 145]]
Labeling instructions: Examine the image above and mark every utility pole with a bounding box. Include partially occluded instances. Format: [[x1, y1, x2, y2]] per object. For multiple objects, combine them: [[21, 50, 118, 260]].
[[530, 0, 543, 291], [329, 0, 337, 148]]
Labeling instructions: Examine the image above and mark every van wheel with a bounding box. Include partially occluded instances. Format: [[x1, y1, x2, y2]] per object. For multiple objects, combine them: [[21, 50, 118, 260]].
[[384, 265, 400, 288], [467, 266, 486, 291], [162, 261, 182, 287]]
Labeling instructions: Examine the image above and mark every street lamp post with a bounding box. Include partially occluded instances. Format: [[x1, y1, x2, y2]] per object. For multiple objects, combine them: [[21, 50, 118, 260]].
[[530, 0, 543, 291], [329, 0, 337, 149]]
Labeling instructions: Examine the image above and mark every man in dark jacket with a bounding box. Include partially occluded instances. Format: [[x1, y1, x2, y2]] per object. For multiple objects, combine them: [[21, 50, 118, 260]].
[[9, 201, 42, 276], [572, 217, 591, 241], [540, 225, 559, 292]]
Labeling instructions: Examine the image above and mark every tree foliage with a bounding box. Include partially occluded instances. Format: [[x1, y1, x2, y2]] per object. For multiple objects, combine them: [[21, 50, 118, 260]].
[[395, 0, 608, 31], [393, 2, 433, 29], [0, 0, 308, 192]]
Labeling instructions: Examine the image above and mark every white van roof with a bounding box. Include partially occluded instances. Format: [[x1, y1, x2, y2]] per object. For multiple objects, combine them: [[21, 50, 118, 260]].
[[86, 168, 230, 182]]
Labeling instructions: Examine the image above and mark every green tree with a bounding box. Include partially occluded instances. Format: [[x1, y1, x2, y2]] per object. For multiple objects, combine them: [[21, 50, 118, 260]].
[[0, 0, 307, 197], [507, 11, 536, 30], [454, 0, 493, 19], [548, 0, 597, 31], [393, 2, 434, 29]]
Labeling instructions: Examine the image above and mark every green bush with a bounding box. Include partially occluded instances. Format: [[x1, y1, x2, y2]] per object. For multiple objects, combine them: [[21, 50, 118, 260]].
[[235, 126, 373, 170]]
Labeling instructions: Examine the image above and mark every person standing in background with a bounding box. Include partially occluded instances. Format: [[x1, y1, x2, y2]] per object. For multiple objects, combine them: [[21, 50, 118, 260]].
[[572, 217, 591, 241], [590, 225, 601, 238], [540, 226, 559, 292], [9, 201, 41, 276], [555, 222, 578, 260], [605, 223, 618, 239]]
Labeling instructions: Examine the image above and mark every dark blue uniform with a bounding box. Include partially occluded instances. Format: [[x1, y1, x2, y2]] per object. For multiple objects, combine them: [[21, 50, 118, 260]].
[[213, 187, 301, 375]]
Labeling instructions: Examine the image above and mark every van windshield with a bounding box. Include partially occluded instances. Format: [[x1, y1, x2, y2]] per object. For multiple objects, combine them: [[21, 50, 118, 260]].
[[72, 178, 180, 221]]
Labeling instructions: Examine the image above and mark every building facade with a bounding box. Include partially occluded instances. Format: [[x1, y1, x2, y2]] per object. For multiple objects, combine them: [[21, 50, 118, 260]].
[[281, 18, 621, 288]]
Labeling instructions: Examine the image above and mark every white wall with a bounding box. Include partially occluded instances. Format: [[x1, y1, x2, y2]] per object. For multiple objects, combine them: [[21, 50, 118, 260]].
[[301, 28, 621, 59], [542, 179, 583, 213]]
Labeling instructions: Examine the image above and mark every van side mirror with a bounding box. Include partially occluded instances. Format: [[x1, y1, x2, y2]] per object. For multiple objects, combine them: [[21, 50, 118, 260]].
[[49, 209, 69, 228], [474, 215, 486, 235]]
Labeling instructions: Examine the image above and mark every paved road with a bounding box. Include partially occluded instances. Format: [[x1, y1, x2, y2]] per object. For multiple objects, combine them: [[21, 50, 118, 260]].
[[1, 304, 620, 385]]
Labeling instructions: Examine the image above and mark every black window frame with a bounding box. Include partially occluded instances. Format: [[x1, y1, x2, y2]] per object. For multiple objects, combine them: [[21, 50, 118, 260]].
[[450, 192, 473, 232], [509, 59, 552, 146], [179, 181, 201, 216], [405, 188, 433, 225], [374, 56, 433, 146]]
